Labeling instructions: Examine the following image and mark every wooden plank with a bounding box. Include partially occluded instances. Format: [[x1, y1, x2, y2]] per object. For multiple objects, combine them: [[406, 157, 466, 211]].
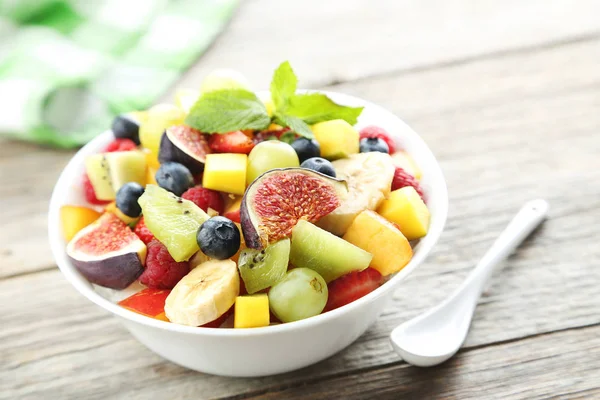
[[242, 325, 600, 400], [172, 0, 600, 90], [2, 33, 600, 400], [0, 142, 75, 278]]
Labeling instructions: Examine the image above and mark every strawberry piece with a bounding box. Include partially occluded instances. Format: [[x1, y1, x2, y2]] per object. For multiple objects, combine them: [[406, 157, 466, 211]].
[[139, 240, 190, 289], [118, 288, 171, 319], [202, 306, 233, 328], [223, 208, 241, 223], [82, 173, 110, 205], [182, 186, 225, 214], [359, 125, 396, 154], [208, 131, 255, 154], [391, 167, 425, 200], [105, 138, 137, 152], [324, 268, 383, 312], [134, 217, 155, 244], [253, 127, 292, 144]]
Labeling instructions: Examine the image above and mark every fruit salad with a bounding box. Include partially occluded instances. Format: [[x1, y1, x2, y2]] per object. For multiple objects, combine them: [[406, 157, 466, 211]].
[[61, 62, 431, 329]]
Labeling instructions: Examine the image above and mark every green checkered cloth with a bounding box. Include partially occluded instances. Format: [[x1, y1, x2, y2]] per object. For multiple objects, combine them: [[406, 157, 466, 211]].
[[0, 0, 238, 148]]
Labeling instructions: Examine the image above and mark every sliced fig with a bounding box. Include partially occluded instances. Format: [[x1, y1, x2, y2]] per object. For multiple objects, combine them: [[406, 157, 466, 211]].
[[159, 125, 210, 174], [66, 212, 146, 289], [240, 168, 348, 249]]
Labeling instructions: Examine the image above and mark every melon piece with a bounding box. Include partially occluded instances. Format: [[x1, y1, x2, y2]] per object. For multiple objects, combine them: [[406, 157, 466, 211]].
[[311, 119, 359, 160], [66, 213, 146, 289], [60, 205, 102, 242], [317, 152, 395, 236], [289, 220, 372, 283], [202, 153, 248, 195], [343, 210, 413, 276], [159, 125, 210, 174], [139, 103, 185, 159], [138, 185, 209, 262], [240, 168, 348, 249], [377, 186, 430, 240], [391, 151, 422, 180], [234, 294, 270, 328]]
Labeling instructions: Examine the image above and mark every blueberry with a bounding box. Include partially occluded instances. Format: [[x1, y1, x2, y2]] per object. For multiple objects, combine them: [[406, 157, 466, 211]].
[[197, 216, 241, 260], [156, 162, 194, 196], [359, 137, 389, 153], [300, 157, 336, 178], [116, 182, 145, 217], [291, 137, 321, 163], [112, 114, 140, 145]]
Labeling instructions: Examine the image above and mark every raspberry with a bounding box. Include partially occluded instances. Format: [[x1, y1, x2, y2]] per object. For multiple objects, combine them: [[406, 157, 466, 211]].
[[359, 125, 396, 154], [139, 240, 190, 289], [82, 173, 110, 205], [105, 138, 137, 152], [182, 186, 225, 214], [134, 217, 155, 244], [391, 167, 425, 200]]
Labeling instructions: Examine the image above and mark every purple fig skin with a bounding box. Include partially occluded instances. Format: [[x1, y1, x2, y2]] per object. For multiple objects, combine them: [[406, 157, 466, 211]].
[[69, 252, 144, 290], [158, 130, 205, 174], [240, 167, 348, 250], [240, 196, 262, 249]]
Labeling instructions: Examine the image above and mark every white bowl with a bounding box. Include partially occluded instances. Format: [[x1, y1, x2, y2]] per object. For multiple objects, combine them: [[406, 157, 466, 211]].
[[48, 91, 448, 377]]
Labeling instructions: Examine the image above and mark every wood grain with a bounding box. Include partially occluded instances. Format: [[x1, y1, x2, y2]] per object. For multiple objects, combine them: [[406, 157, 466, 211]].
[[2, 35, 599, 399], [173, 0, 600, 89], [243, 325, 600, 400]]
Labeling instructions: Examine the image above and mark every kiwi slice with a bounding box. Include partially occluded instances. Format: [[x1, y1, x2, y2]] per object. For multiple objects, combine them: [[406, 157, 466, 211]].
[[85, 154, 114, 200], [138, 185, 209, 262], [290, 220, 372, 283], [107, 151, 147, 193], [238, 238, 290, 294]]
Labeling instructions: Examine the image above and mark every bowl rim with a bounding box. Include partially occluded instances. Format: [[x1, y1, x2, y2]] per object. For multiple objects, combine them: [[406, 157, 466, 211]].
[[48, 90, 448, 337]]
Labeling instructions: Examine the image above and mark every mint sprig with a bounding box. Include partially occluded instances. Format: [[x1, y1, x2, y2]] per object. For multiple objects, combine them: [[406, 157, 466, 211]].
[[270, 62, 363, 136], [184, 61, 364, 137], [185, 89, 270, 133], [270, 61, 297, 111]]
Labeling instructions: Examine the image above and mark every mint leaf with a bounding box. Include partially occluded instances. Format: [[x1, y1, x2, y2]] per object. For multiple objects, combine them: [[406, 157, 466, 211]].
[[274, 113, 314, 139], [185, 89, 271, 133], [286, 93, 363, 125], [278, 130, 296, 144], [270, 61, 297, 111]]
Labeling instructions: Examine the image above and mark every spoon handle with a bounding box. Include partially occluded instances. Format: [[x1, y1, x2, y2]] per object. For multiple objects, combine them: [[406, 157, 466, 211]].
[[464, 199, 550, 298]]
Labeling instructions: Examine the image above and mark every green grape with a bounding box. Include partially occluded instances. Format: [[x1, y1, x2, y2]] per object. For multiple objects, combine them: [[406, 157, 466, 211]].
[[268, 268, 328, 323], [246, 141, 300, 185], [201, 68, 249, 93], [238, 239, 290, 294]]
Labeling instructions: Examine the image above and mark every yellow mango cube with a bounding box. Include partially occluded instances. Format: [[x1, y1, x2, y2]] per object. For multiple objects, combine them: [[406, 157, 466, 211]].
[[311, 120, 359, 160], [105, 202, 139, 226], [343, 210, 413, 276], [377, 187, 430, 240], [60, 205, 102, 242], [203, 153, 248, 195], [234, 294, 270, 328], [391, 151, 422, 180]]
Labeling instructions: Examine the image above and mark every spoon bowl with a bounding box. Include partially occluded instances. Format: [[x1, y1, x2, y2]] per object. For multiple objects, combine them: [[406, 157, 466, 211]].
[[391, 199, 549, 367]]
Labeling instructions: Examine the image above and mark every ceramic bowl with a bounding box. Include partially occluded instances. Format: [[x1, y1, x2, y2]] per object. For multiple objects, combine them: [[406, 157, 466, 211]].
[[48, 91, 448, 377]]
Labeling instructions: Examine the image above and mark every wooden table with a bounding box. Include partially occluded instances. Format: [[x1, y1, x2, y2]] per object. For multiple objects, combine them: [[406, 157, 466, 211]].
[[2, 1, 600, 398]]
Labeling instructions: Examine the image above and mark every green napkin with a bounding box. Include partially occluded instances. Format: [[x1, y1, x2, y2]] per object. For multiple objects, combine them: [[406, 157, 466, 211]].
[[0, 0, 238, 148]]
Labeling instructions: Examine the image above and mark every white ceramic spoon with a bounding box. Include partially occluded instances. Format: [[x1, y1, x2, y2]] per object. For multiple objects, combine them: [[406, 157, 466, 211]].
[[390, 199, 549, 367]]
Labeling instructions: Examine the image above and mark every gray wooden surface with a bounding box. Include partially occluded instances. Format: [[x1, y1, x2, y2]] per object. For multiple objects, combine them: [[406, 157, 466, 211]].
[[2, 0, 600, 399]]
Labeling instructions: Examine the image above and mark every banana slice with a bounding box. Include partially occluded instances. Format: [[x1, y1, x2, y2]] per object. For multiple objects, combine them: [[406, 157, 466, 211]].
[[317, 152, 395, 236], [165, 259, 239, 326]]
